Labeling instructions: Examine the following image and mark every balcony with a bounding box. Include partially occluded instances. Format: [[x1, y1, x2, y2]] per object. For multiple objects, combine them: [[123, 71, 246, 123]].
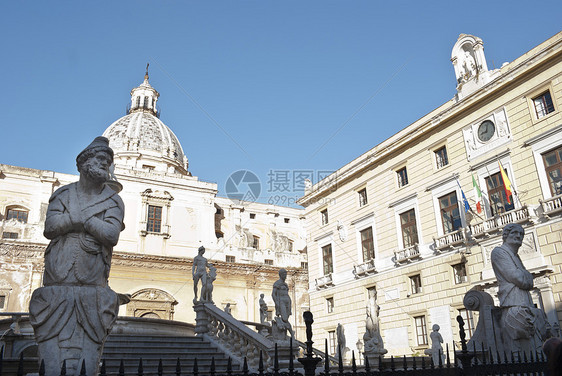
[[433, 228, 467, 251], [393, 244, 420, 264], [315, 273, 334, 289], [353, 258, 376, 278], [470, 206, 531, 238], [540, 194, 562, 218]]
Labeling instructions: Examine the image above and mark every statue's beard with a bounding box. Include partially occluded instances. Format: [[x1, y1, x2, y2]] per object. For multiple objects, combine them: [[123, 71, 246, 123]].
[[83, 164, 108, 184]]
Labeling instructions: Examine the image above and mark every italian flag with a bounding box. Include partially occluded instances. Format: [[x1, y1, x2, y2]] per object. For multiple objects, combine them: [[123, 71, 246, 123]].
[[498, 161, 513, 204], [472, 174, 482, 214]]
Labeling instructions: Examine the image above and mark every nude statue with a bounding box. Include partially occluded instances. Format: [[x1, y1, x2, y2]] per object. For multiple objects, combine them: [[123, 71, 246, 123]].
[[259, 293, 268, 324], [192, 246, 208, 303], [271, 268, 294, 339], [29, 137, 124, 376]]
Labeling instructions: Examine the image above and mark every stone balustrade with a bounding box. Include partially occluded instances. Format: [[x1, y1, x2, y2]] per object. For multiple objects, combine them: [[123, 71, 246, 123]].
[[315, 273, 334, 289], [471, 206, 531, 238], [353, 258, 376, 278], [393, 244, 420, 264], [433, 228, 466, 250], [540, 194, 562, 218]]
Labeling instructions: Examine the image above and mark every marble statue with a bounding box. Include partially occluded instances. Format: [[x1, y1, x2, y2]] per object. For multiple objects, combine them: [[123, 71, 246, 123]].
[[337, 323, 347, 358], [224, 303, 232, 315], [271, 268, 294, 340], [193, 246, 215, 304], [460, 50, 477, 81], [424, 324, 445, 365], [363, 288, 387, 357], [491, 223, 552, 352], [259, 293, 268, 324], [29, 137, 124, 376]]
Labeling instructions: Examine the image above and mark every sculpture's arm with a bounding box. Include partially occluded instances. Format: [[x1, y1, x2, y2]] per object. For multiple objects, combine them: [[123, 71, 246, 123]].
[[83, 204, 124, 247], [491, 249, 533, 290], [44, 194, 76, 239]]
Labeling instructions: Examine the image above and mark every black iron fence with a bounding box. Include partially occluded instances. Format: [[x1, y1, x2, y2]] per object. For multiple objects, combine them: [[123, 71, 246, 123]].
[[0, 313, 548, 376]]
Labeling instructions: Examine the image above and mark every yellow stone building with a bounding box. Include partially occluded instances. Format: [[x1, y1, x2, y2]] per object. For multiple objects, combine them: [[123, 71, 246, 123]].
[[298, 32, 562, 356]]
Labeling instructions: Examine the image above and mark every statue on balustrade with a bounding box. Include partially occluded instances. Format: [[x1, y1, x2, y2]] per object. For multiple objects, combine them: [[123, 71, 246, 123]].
[[491, 223, 552, 353], [259, 293, 268, 324], [363, 287, 387, 358], [272, 268, 294, 340], [193, 246, 216, 304], [424, 324, 445, 365], [29, 137, 125, 376]]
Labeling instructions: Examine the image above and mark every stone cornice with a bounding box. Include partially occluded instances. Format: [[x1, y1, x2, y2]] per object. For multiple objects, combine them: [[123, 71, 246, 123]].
[[298, 35, 562, 207]]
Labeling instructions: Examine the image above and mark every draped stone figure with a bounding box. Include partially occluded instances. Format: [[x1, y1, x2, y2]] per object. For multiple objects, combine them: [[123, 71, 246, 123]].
[[29, 137, 124, 376], [363, 288, 387, 357], [259, 293, 268, 324], [491, 223, 552, 352]]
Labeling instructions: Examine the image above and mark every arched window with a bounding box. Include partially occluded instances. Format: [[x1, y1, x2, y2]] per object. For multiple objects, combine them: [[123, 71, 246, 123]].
[[136, 96, 141, 108], [143, 96, 149, 108], [5, 207, 28, 223]]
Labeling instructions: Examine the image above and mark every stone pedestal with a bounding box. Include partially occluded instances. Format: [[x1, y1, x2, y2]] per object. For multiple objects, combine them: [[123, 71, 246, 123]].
[[268, 342, 296, 370], [194, 303, 210, 336]]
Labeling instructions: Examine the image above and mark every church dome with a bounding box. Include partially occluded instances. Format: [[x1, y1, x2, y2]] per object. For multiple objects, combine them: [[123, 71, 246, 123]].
[[103, 66, 189, 175]]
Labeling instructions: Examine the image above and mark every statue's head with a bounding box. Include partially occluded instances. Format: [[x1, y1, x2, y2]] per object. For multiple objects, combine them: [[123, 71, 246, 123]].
[[279, 268, 287, 280], [260, 293, 264, 298], [76, 137, 114, 184], [502, 223, 525, 249], [198, 246, 205, 255], [432, 324, 440, 332]]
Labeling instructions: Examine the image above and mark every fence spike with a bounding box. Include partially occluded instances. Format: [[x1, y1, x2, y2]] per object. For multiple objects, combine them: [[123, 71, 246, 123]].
[[176, 358, 181, 376], [274, 343, 279, 376], [138, 357, 144, 376], [289, 338, 294, 374], [258, 351, 264, 375], [456, 314, 467, 352], [438, 349, 443, 368], [158, 359, 163, 376], [60, 359, 67, 376], [338, 345, 343, 374], [430, 353, 434, 369], [324, 339, 330, 375], [17, 352, 24, 376], [0, 345, 3, 376], [364, 353, 370, 373], [243, 357, 249, 376], [412, 355, 417, 370], [210, 357, 216, 376], [402, 355, 407, 371], [118, 359, 124, 376], [79, 359, 86, 376], [351, 351, 357, 374], [227, 357, 233, 376], [446, 343, 451, 367], [39, 359, 45, 376], [390, 355, 395, 371], [100, 359, 107, 376], [193, 357, 199, 376], [421, 355, 426, 369]]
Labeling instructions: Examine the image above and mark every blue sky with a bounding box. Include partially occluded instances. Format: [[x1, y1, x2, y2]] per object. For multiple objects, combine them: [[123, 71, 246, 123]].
[[1, 2, 560, 206]]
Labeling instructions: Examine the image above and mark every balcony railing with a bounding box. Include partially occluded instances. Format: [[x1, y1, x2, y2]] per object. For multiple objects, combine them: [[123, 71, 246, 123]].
[[433, 228, 466, 250], [315, 273, 334, 289], [353, 258, 376, 278], [540, 194, 562, 218], [393, 244, 420, 264], [470, 206, 531, 238]]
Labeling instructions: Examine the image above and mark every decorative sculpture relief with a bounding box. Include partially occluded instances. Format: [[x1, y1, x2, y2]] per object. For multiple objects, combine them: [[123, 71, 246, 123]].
[[363, 287, 387, 358], [28, 137, 124, 376], [337, 220, 347, 242]]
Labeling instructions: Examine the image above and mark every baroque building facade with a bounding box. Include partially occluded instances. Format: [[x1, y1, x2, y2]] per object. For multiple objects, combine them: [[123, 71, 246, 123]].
[[298, 32, 562, 356], [0, 72, 309, 338]]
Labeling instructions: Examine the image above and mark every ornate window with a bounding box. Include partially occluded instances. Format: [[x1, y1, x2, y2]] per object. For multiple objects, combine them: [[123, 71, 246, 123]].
[[326, 297, 334, 313], [360, 227, 375, 262], [140, 189, 173, 238], [322, 244, 333, 275], [414, 315, 428, 346], [6, 208, 28, 223], [452, 263, 468, 284], [126, 288, 178, 320], [434, 146, 449, 169], [533, 91, 555, 119], [400, 209, 418, 248], [485, 171, 514, 216], [438, 192, 461, 233], [410, 274, 422, 294], [320, 209, 329, 225], [358, 188, 368, 207], [397, 167, 408, 188], [543, 146, 562, 196]]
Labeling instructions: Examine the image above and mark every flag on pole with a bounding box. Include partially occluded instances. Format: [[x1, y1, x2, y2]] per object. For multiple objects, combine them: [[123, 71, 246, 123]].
[[498, 161, 513, 204], [456, 180, 472, 213], [472, 174, 483, 214]]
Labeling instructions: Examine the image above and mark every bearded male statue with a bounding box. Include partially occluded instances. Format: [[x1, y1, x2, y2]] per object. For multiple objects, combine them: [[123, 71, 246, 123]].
[[29, 137, 124, 376]]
